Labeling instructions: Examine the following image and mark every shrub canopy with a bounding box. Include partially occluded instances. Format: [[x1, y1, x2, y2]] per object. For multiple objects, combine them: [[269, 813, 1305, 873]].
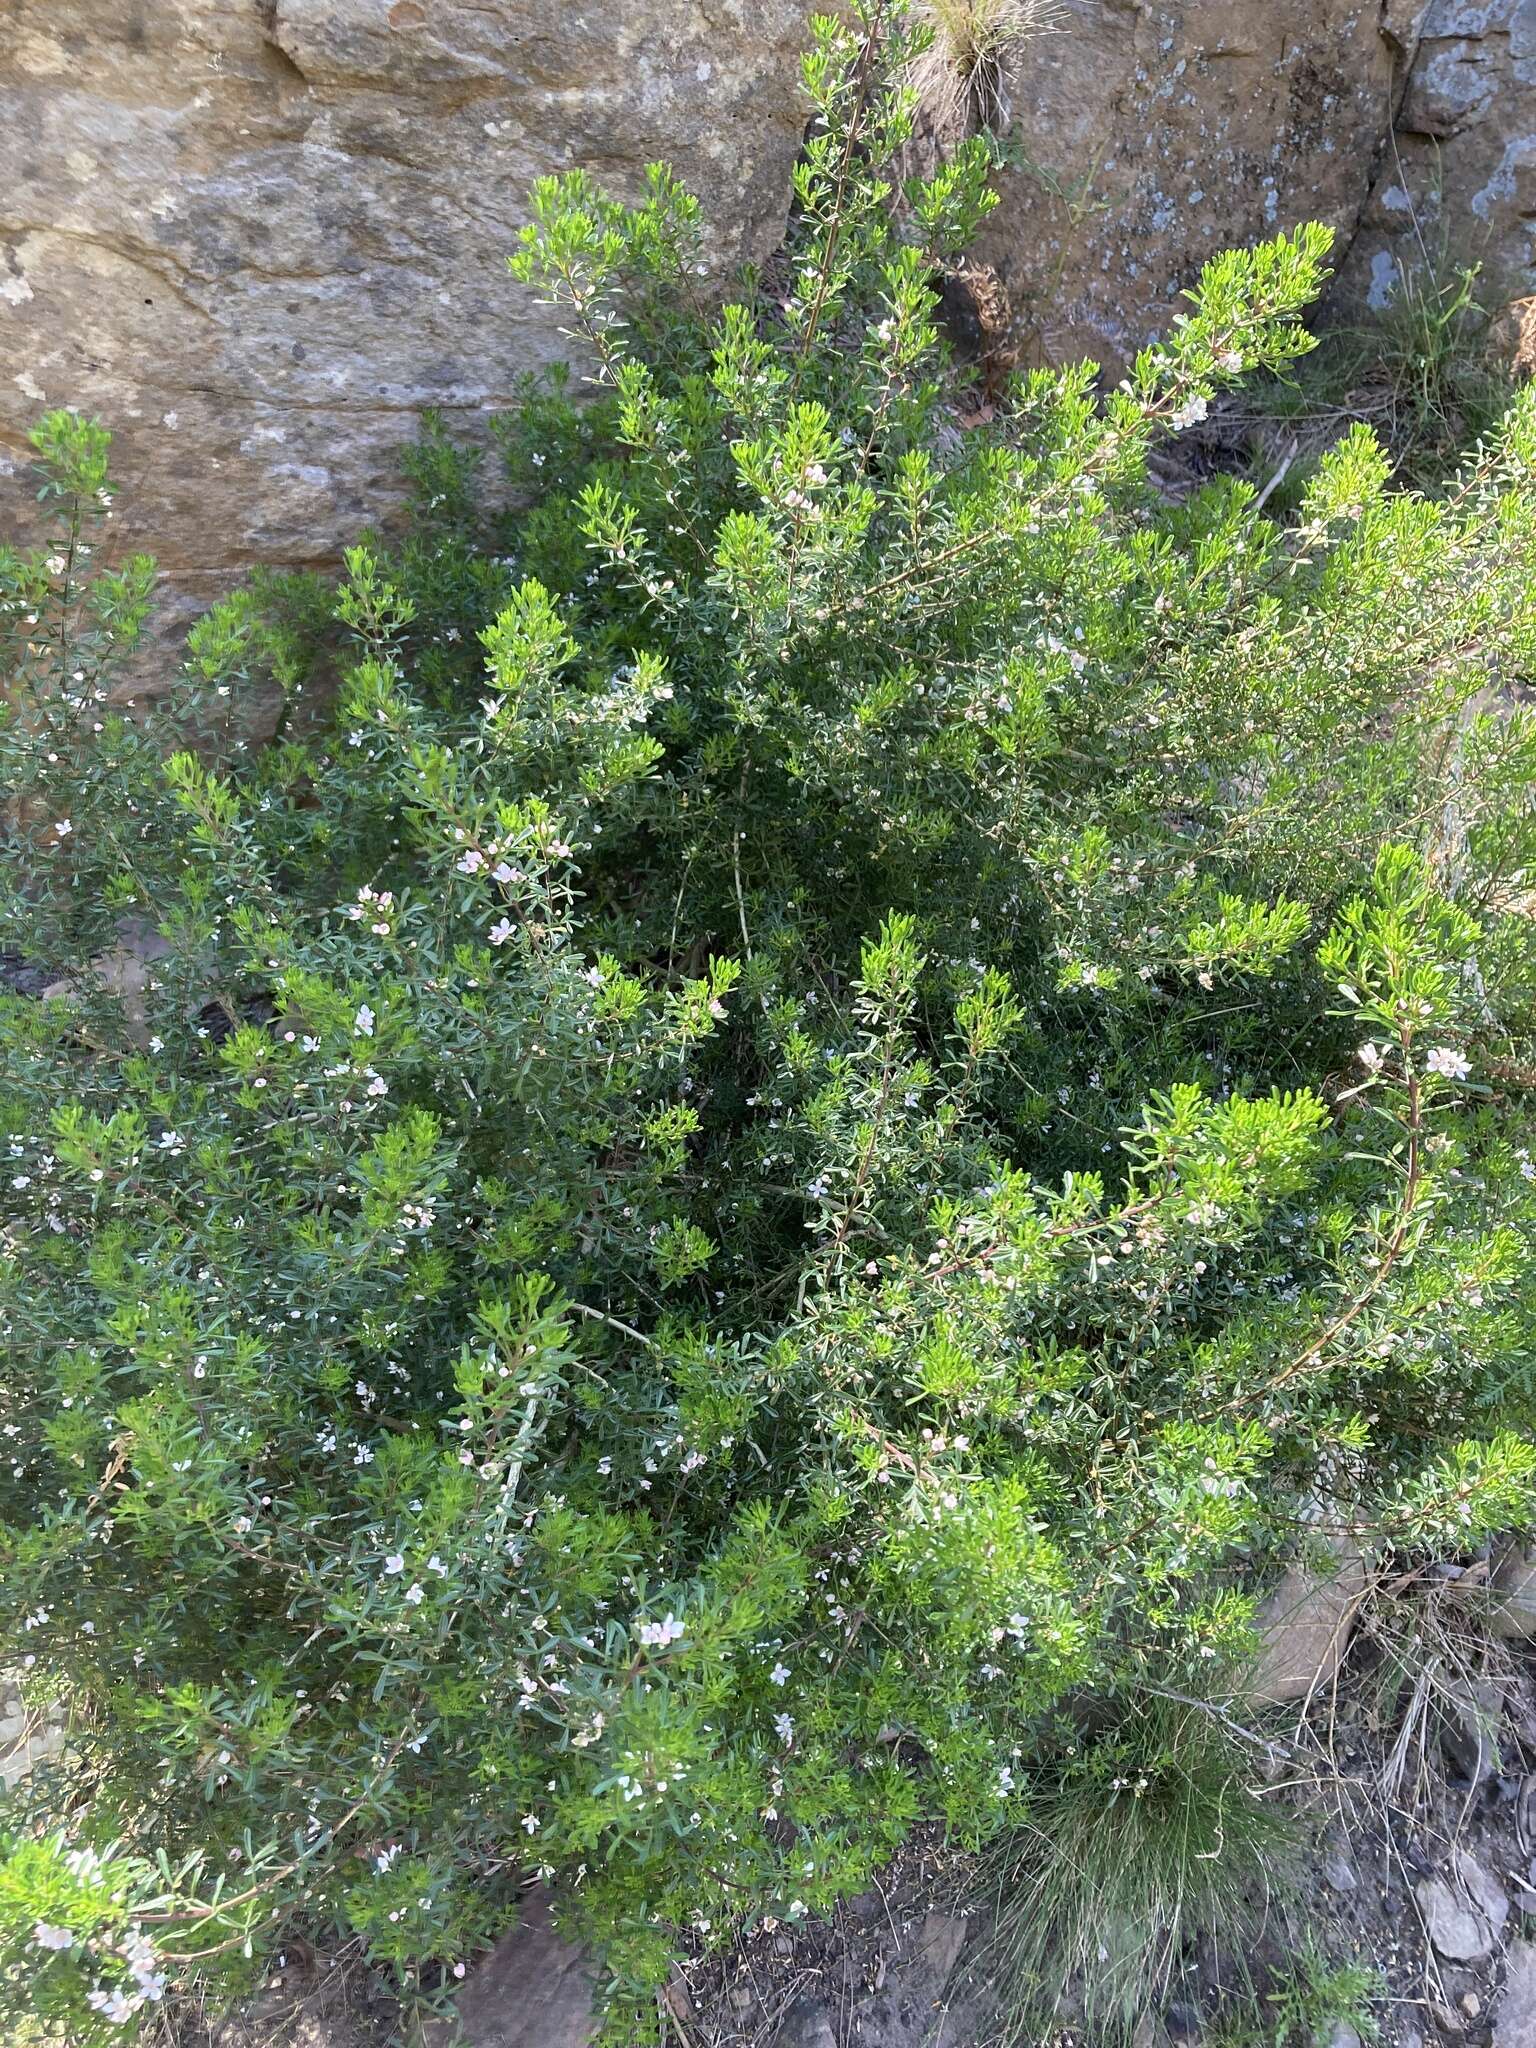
[[3, 5, 1536, 2038]]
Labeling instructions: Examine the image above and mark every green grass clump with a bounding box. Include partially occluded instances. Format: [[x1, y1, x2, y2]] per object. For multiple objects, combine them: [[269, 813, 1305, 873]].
[[975, 1695, 1292, 2045]]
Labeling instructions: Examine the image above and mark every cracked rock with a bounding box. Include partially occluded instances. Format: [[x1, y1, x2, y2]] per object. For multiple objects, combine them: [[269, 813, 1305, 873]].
[[1418, 1854, 1508, 1965]]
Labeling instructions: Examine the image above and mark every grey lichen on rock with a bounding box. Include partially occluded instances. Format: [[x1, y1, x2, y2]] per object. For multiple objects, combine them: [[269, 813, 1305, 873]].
[[1339, 0, 1536, 321]]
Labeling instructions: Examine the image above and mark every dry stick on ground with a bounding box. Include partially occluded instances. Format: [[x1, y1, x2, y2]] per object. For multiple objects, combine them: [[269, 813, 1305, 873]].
[[1251, 433, 1300, 514]]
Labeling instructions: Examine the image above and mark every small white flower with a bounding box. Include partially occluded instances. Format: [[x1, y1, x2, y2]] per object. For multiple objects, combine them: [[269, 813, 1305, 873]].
[[354, 1004, 375, 1037], [32, 1922, 73, 1951], [87, 1988, 136, 2023], [521, 1813, 540, 1834], [773, 1712, 795, 1744], [383, 1554, 405, 1575], [404, 1582, 424, 1605], [769, 1662, 791, 1688], [52, 818, 73, 839], [456, 849, 485, 875], [1426, 1045, 1470, 1080], [488, 918, 515, 946], [1167, 394, 1209, 432]]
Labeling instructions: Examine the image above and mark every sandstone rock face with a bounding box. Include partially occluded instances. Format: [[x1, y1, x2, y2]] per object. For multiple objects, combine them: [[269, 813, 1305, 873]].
[[1246, 1530, 1369, 1706], [1341, 0, 1536, 321], [0, 0, 807, 639], [984, 0, 1409, 370], [426, 1889, 596, 2048]]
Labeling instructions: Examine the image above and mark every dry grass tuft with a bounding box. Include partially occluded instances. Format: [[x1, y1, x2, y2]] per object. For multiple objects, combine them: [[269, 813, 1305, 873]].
[[909, 0, 1065, 134]]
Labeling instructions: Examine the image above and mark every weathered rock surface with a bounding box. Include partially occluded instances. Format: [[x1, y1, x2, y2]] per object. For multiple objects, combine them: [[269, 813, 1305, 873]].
[[1439, 1676, 1509, 1785], [1421, 1873, 1498, 1962], [767, 1907, 971, 2048], [1341, 0, 1536, 322], [0, 1678, 65, 1792], [428, 1889, 596, 2048], [1495, 1938, 1536, 2048], [0, 0, 807, 650], [1490, 1541, 1536, 1639], [771, 2001, 839, 2048], [984, 0, 1414, 371], [1419, 1851, 1511, 1964], [1247, 1532, 1369, 1706], [1457, 1847, 1512, 1938], [854, 1906, 969, 2043], [4, 2, 1533, 657]]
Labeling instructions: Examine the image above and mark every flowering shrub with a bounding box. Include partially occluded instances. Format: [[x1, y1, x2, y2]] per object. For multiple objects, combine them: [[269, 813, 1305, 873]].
[[3, 5, 1536, 2038]]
